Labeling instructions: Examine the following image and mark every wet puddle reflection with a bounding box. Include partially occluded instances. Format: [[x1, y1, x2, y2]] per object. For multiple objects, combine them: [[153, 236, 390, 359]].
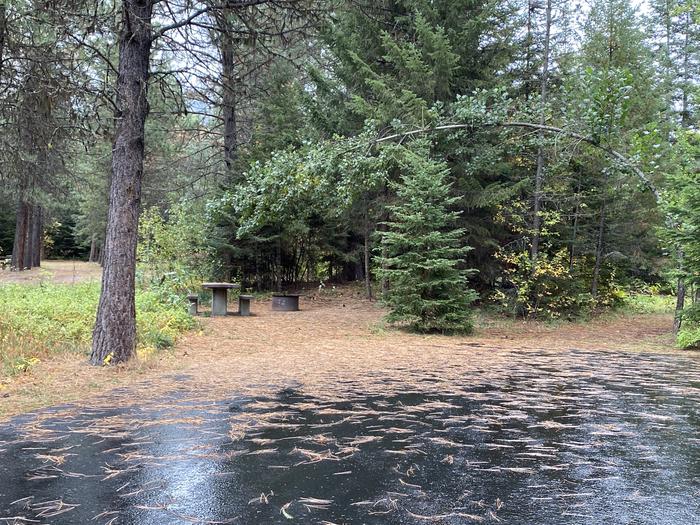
[[1, 348, 699, 524]]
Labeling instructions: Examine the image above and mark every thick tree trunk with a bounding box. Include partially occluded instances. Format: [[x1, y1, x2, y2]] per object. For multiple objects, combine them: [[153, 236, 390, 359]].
[[30, 204, 42, 268], [11, 199, 29, 271], [591, 200, 606, 299], [23, 206, 34, 269], [219, 18, 238, 183], [91, 0, 153, 366], [216, 9, 240, 278], [530, 0, 552, 269]]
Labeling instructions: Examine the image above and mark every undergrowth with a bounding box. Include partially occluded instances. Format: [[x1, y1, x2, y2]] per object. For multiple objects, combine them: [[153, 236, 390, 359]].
[[0, 282, 194, 378], [622, 293, 675, 314]]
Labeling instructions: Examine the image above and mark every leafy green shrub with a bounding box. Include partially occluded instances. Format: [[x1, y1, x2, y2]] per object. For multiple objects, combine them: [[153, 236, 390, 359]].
[[677, 302, 700, 349], [677, 326, 700, 349], [138, 203, 217, 302], [494, 249, 625, 319], [624, 293, 675, 314], [0, 282, 194, 377], [495, 249, 589, 319]]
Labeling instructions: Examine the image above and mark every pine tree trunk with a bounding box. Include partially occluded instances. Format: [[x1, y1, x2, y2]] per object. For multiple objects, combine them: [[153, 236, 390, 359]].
[[524, 0, 532, 100], [23, 205, 34, 269], [530, 0, 552, 269], [215, 9, 240, 278], [91, 0, 153, 366], [670, 12, 691, 336], [673, 277, 686, 335], [11, 199, 29, 271], [364, 216, 373, 301], [591, 200, 606, 299], [275, 240, 282, 292], [673, 249, 686, 335], [89, 234, 97, 262], [30, 205, 42, 268], [681, 13, 690, 126], [219, 12, 238, 183], [0, 0, 6, 80], [569, 179, 581, 271]]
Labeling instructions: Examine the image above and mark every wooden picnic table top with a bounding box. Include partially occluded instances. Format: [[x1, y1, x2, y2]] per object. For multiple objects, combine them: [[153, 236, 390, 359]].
[[202, 282, 240, 289]]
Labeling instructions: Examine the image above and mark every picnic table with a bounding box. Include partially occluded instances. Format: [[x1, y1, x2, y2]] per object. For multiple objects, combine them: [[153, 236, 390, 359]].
[[202, 282, 239, 316]]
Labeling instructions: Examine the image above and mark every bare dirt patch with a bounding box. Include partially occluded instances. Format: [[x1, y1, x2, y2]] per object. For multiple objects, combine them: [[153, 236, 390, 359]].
[[0, 286, 682, 420]]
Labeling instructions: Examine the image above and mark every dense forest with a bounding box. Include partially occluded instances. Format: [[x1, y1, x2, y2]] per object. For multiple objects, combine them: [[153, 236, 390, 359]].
[[0, 0, 698, 362]]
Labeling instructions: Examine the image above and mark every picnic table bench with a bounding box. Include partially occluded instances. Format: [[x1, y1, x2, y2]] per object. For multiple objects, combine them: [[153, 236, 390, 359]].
[[239, 295, 254, 316], [202, 282, 239, 316]]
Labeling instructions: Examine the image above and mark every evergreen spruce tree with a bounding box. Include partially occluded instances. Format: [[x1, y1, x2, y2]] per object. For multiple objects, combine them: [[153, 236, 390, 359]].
[[376, 154, 477, 334]]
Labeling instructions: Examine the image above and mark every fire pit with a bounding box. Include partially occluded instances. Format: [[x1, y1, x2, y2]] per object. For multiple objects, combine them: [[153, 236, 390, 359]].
[[271, 293, 301, 311]]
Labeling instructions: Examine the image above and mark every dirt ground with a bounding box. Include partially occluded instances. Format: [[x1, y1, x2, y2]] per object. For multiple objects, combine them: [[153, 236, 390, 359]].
[[0, 260, 102, 284], [0, 265, 681, 420]]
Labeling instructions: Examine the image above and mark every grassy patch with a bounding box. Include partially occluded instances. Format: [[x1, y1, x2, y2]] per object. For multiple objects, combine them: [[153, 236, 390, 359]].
[[0, 282, 195, 377], [622, 294, 675, 315]]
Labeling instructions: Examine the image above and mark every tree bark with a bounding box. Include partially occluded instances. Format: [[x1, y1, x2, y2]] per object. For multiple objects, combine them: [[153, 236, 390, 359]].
[[591, 199, 606, 299], [11, 199, 29, 271], [530, 0, 552, 269], [671, 12, 692, 336], [89, 234, 97, 262], [673, 248, 686, 335], [569, 178, 581, 271], [275, 239, 282, 292], [524, 0, 533, 100], [23, 205, 34, 269], [673, 273, 685, 335], [364, 215, 372, 301], [0, 0, 6, 80], [30, 204, 42, 268], [218, 10, 239, 183], [91, 0, 153, 366]]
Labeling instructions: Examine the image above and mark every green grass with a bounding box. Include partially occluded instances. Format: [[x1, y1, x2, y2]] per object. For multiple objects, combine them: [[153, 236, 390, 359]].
[[622, 293, 675, 315], [0, 282, 195, 377]]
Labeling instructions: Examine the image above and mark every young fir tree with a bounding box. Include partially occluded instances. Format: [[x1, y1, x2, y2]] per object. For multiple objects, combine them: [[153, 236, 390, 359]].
[[376, 153, 477, 334]]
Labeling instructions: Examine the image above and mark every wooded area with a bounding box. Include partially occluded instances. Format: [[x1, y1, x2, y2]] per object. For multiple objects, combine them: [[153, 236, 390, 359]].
[[0, 0, 698, 363]]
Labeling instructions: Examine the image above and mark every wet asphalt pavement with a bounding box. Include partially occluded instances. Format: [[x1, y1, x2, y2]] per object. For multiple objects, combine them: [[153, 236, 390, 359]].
[[1, 347, 699, 524]]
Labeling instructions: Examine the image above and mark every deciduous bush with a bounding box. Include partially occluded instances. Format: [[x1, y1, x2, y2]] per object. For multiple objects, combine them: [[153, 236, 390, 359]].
[[138, 203, 217, 302]]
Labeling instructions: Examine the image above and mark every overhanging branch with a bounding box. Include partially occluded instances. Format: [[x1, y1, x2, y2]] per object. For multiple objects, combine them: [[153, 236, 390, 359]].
[[373, 121, 660, 202]]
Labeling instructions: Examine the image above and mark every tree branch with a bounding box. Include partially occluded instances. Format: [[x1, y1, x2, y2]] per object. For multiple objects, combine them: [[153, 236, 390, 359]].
[[372, 121, 661, 202]]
